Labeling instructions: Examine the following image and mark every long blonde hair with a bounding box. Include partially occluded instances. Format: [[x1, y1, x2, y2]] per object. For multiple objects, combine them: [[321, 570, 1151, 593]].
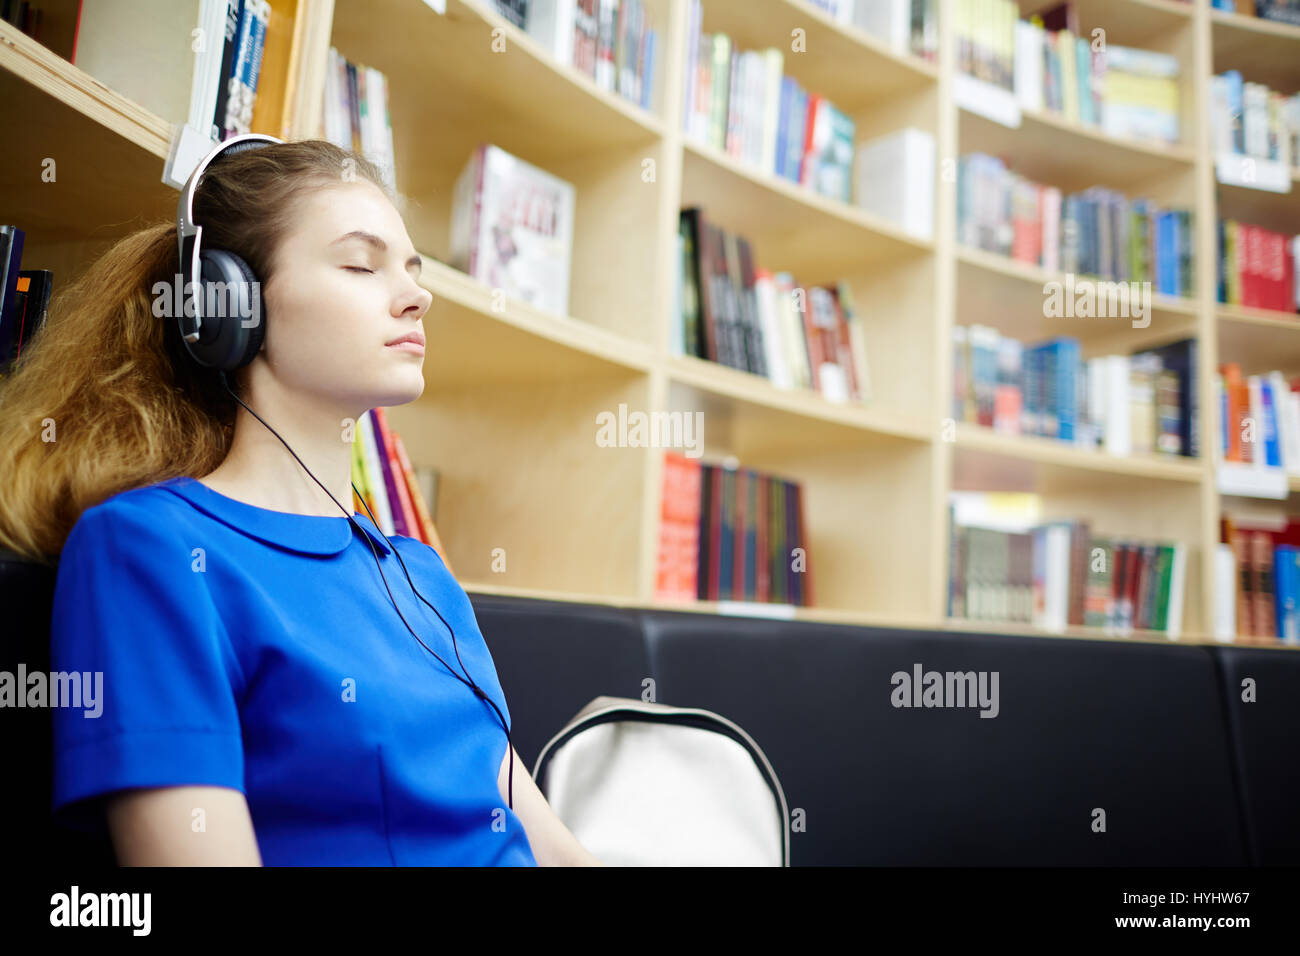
[[0, 140, 389, 564]]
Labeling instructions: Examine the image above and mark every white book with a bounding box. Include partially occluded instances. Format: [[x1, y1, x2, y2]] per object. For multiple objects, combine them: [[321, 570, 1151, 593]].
[[1165, 543, 1187, 640], [754, 272, 791, 389], [1248, 374, 1264, 467], [853, 127, 935, 239], [681, 0, 701, 138], [1040, 186, 1061, 273], [1214, 543, 1237, 642], [1269, 371, 1300, 475], [776, 273, 812, 390], [526, 0, 577, 65], [1043, 523, 1071, 633], [1087, 357, 1107, 446], [1014, 20, 1044, 112], [1105, 355, 1132, 457], [449, 144, 576, 316], [761, 49, 784, 176], [855, 0, 909, 53], [358, 411, 394, 536]]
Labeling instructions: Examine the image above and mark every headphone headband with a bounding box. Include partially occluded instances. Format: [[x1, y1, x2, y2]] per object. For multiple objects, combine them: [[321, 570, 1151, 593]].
[[175, 133, 283, 346]]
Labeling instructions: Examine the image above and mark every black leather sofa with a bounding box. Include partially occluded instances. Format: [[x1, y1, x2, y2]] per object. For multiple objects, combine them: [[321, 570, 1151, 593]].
[[5, 549, 1299, 866]]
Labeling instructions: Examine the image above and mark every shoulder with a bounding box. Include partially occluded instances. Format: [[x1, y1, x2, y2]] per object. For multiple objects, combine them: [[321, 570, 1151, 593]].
[[60, 481, 198, 564]]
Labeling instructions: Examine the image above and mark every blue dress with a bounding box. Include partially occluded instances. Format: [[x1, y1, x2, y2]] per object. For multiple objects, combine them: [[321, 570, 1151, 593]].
[[49, 475, 537, 866]]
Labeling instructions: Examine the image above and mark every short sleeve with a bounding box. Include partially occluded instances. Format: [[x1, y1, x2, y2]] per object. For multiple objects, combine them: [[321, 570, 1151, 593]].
[[50, 499, 246, 832]]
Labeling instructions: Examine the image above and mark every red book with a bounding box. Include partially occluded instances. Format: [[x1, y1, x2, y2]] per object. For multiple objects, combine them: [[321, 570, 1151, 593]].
[[655, 452, 702, 601], [733, 468, 748, 599], [756, 474, 770, 603], [371, 407, 418, 539]]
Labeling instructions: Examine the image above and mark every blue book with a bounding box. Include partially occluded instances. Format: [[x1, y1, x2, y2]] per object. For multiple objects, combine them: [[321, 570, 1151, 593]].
[[1223, 70, 1244, 153], [1044, 338, 1080, 442], [1276, 546, 1299, 644], [641, 30, 656, 111], [776, 76, 792, 180], [1261, 378, 1282, 467]]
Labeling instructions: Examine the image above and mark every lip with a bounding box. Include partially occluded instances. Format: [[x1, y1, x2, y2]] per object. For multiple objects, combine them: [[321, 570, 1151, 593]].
[[385, 331, 425, 354]]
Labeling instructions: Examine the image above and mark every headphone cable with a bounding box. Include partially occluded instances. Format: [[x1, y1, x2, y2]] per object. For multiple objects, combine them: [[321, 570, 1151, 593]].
[[216, 370, 516, 812]]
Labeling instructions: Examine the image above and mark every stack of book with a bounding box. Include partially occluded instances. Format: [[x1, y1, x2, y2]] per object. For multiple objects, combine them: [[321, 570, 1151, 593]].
[[805, 0, 938, 62], [678, 208, 871, 405], [681, 0, 855, 203], [953, 329, 1199, 460], [321, 47, 397, 190], [523, 0, 658, 111], [1215, 364, 1300, 473], [656, 452, 813, 607], [1220, 515, 1300, 646], [950, 511, 1188, 637], [1212, 1, 1300, 28], [0, 224, 51, 379], [1210, 70, 1300, 170], [1217, 220, 1300, 313], [351, 407, 450, 570], [955, 0, 1018, 92], [958, 154, 1195, 296], [449, 144, 576, 318]]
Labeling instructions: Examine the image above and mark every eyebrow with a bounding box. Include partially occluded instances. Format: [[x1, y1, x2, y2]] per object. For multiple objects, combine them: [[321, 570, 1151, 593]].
[[331, 230, 422, 272]]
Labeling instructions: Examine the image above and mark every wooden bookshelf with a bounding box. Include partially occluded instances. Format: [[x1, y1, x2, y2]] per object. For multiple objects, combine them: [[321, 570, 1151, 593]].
[[4, 0, 1300, 650]]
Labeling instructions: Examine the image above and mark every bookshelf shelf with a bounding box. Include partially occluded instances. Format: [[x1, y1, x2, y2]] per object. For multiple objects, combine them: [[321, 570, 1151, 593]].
[[1020, 0, 1193, 47], [955, 244, 1199, 351], [951, 422, 1204, 484], [698, 0, 938, 110], [680, 138, 934, 278], [663, 354, 933, 446], [944, 615, 1240, 646], [959, 105, 1196, 194], [331, 0, 664, 170], [1216, 305, 1300, 376], [1216, 175, 1300, 237], [0, 21, 175, 245], [417, 256, 656, 388], [1210, 9, 1300, 92]]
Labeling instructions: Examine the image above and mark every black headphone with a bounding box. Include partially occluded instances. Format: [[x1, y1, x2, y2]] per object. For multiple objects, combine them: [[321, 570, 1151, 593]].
[[175, 134, 518, 812]]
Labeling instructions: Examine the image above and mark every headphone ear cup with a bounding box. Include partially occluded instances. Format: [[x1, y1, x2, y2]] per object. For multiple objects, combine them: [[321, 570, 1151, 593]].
[[189, 249, 265, 371], [227, 252, 266, 370]]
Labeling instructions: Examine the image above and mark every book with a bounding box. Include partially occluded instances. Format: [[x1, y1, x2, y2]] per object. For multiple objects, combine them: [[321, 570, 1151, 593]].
[[449, 143, 576, 317]]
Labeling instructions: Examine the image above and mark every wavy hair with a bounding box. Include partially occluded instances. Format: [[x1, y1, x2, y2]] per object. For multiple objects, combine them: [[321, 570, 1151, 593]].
[[0, 140, 390, 564]]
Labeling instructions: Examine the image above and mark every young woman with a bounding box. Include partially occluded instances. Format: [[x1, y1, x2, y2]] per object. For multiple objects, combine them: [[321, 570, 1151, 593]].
[[0, 138, 601, 866]]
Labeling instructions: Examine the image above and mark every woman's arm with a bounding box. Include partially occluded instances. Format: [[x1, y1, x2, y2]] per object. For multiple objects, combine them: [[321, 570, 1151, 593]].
[[106, 786, 263, 866], [498, 746, 604, 866]]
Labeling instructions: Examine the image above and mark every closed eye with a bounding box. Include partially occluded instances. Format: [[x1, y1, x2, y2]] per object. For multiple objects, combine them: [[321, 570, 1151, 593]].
[[343, 266, 373, 274]]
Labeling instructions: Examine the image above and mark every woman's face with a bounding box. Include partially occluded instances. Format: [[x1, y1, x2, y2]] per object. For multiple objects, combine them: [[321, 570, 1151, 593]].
[[260, 179, 433, 413]]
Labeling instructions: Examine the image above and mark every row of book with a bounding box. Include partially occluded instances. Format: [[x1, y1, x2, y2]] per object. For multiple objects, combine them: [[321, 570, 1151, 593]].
[[953, 329, 1200, 460], [677, 208, 870, 404], [656, 452, 814, 606], [803, 0, 938, 61], [957, 154, 1196, 296], [1016, 19, 1180, 145], [1211, 0, 1300, 28], [949, 514, 1189, 637], [1216, 365, 1300, 472], [1210, 71, 1300, 170], [682, 0, 855, 203], [450, 143, 576, 318], [350, 407, 449, 570], [2, 0, 41, 36], [520, 0, 658, 112], [0, 225, 50, 379], [320, 47, 397, 191], [1217, 221, 1300, 313], [1220, 515, 1300, 645]]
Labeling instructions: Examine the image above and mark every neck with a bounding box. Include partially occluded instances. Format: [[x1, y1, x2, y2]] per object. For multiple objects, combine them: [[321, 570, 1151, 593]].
[[207, 375, 363, 518]]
